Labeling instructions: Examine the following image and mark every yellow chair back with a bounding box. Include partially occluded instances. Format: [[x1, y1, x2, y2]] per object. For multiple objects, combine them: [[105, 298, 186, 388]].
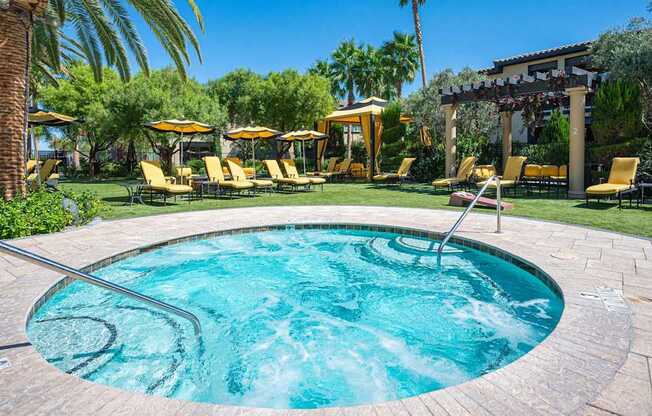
[[264, 160, 285, 179], [474, 165, 496, 180], [541, 165, 559, 177], [325, 157, 338, 173], [558, 165, 568, 178], [456, 156, 477, 180], [282, 160, 300, 178], [607, 157, 640, 185], [26, 160, 38, 175], [140, 160, 167, 186], [503, 156, 527, 181], [226, 160, 248, 181], [338, 158, 352, 173], [397, 158, 416, 176], [203, 156, 226, 183], [37, 159, 61, 183]]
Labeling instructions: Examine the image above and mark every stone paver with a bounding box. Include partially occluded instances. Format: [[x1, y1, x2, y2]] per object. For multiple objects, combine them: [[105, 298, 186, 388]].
[[1, 206, 651, 415]]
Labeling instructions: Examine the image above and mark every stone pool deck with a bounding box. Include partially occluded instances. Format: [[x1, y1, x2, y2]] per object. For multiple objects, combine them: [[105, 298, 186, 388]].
[[0, 206, 651, 416]]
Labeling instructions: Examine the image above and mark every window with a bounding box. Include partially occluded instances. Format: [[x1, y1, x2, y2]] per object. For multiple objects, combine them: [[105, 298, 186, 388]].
[[564, 55, 592, 72], [528, 60, 558, 75]]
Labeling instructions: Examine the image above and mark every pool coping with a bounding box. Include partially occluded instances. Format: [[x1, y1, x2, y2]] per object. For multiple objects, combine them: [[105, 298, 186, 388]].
[[1, 206, 651, 415]]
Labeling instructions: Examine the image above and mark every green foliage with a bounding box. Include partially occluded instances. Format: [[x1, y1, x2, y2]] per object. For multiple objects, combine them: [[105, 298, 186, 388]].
[[516, 143, 569, 166], [588, 137, 649, 166], [258, 70, 335, 132], [205, 69, 265, 126], [100, 162, 129, 178], [0, 190, 102, 239], [539, 110, 569, 144], [637, 138, 652, 182], [591, 12, 652, 132], [351, 141, 367, 163], [31, 0, 204, 82], [187, 159, 206, 175], [405, 68, 497, 143], [592, 80, 644, 145], [411, 143, 445, 182], [381, 32, 420, 98], [456, 135, 494, 164], [381, 102, 410, 167], [331, 39, 362, 104]]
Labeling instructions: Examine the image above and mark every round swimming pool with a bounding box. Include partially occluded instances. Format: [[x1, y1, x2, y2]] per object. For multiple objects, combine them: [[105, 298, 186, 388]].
[[27, 227, 563, 409]]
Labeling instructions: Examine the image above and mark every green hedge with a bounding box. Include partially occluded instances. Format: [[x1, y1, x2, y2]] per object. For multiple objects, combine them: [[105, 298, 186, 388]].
[[0, 190, 102, 239]]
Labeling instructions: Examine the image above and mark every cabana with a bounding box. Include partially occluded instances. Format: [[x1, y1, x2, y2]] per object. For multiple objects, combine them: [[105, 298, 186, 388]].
[[316, 97, 411, 179], [439, 67, 603, 197]]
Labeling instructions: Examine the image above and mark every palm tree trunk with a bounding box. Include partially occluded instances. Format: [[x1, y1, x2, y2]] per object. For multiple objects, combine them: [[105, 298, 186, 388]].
[[0, 5, 32, 199], [347, 81, 354, 159], [412, 0, 427, 88]]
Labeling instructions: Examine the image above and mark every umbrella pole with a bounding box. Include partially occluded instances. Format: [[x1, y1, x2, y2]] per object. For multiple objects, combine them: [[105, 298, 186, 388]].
[[34, 130, 40, 186], [252, 140, 256, 180], [302, 141, 307, 176]]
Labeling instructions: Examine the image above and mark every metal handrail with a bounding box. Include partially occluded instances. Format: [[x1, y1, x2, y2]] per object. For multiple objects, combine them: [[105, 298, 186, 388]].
[[437, 175, 502, 263], [0, 241, 201, 336]]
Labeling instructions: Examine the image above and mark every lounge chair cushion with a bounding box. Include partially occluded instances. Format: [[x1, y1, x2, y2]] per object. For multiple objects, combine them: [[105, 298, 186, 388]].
[[585, 183, 632, 196], [307, 177, 326, 185], [249, 179, 274, 188], [477, 179, 517, 188], [373, 173, 399, 181], [432, 178, 460, 187], [147, 184, 193, 193]]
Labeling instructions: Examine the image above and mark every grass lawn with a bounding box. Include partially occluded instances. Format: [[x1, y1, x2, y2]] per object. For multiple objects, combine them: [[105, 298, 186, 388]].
[[61, 179, 652, 238]]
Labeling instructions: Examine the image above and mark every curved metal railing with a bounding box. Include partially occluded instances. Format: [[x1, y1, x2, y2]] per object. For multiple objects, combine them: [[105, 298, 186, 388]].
[[0, 241, 202, 336], [437, 175, 502, 263]]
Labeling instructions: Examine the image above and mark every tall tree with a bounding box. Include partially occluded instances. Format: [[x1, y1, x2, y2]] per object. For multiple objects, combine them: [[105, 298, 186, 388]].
[[400, 0, 428, 88], [0, 0, 204, 199], [355, 45, 391, 99], [308, 59, 344, 99], [205, 69, 265, 128], [331, 39, 362, 158], [381, 32, 420, 98]]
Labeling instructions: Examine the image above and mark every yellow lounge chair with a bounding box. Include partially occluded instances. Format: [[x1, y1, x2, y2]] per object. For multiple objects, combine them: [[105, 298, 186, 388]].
[[350, 163, 367, 178], [586, 157, 639, 206], [282, 160, 326, 191], [227, 160, 273, 192], [27, 159, 61, 188], [140, 160, 193, 204], [25, 159, 39, 176], [432, 156, 477, 190], [310, 157, 338, 177], [332, 158, 353, 180], [473, 165, 497, 182], [263, 160, 311, 191], [477, 156, 527, 194], [373, 157, 416, 185], [203, 156, 254, 196], [223, 157, 255, 179]]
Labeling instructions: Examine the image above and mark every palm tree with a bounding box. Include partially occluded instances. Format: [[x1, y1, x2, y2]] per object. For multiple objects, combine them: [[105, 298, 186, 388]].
[[308, 59, 344, 99], [400, 0, 427, 88], [0, 0, 203, 199], [331, 39, 361, 158], [381, 32, 419, 98], [355, 45, 388, 99]]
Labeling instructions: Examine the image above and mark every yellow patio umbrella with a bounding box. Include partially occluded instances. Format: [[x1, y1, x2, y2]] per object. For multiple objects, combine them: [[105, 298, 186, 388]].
[[28, 108, 80, 184], [224, 126, 282, 179], [278, 130, 328, 175], [144, 119, 216, 165]]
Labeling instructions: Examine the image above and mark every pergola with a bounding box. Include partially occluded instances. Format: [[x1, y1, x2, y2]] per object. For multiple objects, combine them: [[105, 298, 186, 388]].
[[317, 97, 411, 179], [439, 67, 603, 197]]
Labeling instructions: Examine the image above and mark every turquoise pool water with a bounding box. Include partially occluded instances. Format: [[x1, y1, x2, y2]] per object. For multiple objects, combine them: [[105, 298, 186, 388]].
[[27, 228, 563, 409]]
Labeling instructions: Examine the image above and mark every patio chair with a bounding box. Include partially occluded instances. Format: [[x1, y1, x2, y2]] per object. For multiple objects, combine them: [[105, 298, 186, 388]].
[[27, 159, 61, 189], [227, 160, 274, 193], [372, 157, 416, 185], [432, 156, 477, 191], [140, 160, 193, 204], [175, 167, 193, 186], [224, 157, 255, 179], [473, 165, 497, 182], [25, 159, 39, 176], [202, 156, 254, 196], [332, 158, 353, 180], [263, 160, 311, 191], [522, 164, 542, 193], [477, 156, 527, 194], [310, 157, 338, 178], [585, 157, 640, 207], [282, 160, 326, 191], [549, 165, 568, 196]]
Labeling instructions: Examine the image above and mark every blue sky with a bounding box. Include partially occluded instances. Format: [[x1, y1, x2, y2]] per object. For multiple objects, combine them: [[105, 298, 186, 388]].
[[134, 0, 646, 95]]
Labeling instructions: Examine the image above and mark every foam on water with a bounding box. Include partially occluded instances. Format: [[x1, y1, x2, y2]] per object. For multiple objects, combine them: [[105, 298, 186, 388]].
[[27, 229, 563, 409]]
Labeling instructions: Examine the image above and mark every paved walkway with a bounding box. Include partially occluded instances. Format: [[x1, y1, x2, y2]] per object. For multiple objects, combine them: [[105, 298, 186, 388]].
[[0, 206, 651, 416]]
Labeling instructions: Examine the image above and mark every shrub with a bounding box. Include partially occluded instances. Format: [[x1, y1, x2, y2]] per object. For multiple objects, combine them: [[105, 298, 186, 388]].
[[456, 134, 493, 164], [592, 80, 644, 145], [637, 138, 652, 182], [539, 109, 569, 144], [351, 141, 367, 164], [588, 137, 649, 166], [380, 102, 408, 168], [516, 142, 569, 166], [187, 159, 206, 175], [411, 143, 445, 182], [0, 190, 102, 239], [100, 161, 129, 178]]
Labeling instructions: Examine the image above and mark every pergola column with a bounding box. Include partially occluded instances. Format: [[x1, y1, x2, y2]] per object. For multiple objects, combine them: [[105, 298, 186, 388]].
[[566, 86, 588, 198], [500, 111, 513, 171], [442, 104, 457, 177]]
